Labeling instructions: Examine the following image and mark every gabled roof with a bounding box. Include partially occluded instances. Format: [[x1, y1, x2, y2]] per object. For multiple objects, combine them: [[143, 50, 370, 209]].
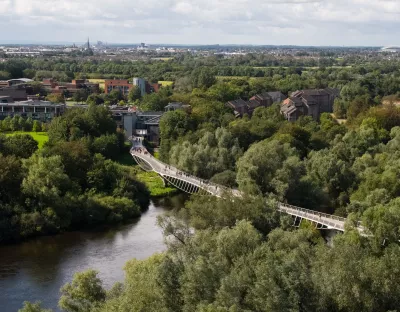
[[226, 99, 248, 109]]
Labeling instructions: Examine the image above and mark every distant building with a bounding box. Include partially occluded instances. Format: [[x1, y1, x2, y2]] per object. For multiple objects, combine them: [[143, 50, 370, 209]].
[[133, 78, 146, 97], [0, 84, 29, 101], [0, 98, 66, 122], [43, 79, 99, 96], [105, 78, 162, 97], [281, 87, 339, 122], [226, 91, 287, 117], [105, 79, 132, 95]]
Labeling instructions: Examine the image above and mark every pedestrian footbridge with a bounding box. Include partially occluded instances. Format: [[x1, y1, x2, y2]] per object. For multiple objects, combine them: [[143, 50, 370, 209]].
[[130, 138, 364, 234]]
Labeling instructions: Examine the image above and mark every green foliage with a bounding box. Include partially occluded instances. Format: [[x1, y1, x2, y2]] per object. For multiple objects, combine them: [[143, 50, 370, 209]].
[[18, 301, 52, 312], [169, 128, 242, 179], [59, 270, 106, 312]]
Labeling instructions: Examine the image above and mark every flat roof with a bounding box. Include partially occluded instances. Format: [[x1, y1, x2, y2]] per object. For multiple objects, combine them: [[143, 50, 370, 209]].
[[0, 100, 64, 107]]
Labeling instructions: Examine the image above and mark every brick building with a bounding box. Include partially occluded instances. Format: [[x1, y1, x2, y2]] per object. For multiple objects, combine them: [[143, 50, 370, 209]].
[[281, 88, 340, 122], [43, 79, 99, 96]]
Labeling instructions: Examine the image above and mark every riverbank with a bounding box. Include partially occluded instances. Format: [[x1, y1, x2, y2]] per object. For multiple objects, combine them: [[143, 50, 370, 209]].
[[0, 199, 184, 312], [117, 150, 179, 198]]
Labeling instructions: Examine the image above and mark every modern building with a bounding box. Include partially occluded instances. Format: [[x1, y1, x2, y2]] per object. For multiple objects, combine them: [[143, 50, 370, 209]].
[[111, 106, 163, 143], [105, 78, 162, 97], [110, 102, 190, 144], [133, 78, 146, 97], [105, 79, 132, 96], [0, 97, 66, 122], [281, 88, 339, 122]]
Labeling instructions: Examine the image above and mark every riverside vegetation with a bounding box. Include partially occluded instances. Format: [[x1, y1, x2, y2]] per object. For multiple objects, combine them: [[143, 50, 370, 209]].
[[4, 51, 400, 311], [0, 105, 151, 244]]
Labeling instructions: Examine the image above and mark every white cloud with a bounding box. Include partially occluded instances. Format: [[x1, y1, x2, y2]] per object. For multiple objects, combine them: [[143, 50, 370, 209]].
[[0, 0, 399, 45]]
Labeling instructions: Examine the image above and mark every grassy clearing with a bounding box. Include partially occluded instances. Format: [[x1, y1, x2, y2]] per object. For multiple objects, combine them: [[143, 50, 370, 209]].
[[136, 170, 178, 197], [116, 152, 178, 197], [119, 163, 178, 197], [5, 131, 49, 149], [158, 81, 174, 87]]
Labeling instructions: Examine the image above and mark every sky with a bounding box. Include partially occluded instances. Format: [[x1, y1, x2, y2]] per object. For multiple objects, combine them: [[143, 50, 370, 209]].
[[0, 0, 399, 46]]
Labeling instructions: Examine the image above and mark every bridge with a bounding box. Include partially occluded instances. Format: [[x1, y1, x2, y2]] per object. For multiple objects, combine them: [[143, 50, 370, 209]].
[[130, 138, 365, 234]]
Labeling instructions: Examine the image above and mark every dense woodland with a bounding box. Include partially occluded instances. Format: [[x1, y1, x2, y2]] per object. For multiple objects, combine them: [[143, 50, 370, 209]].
[[0, 105, 149, 243], [2, 52, 400, 311]]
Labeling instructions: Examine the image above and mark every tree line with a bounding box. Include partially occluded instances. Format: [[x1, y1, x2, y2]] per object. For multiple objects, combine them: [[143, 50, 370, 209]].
[[0, 105, 150, 243]]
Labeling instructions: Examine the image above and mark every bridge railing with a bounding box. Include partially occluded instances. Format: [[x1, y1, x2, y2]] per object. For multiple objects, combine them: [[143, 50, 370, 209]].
[[130, 147, 236, 195], [279, 203, 347, 222], [279, 203, 364, 230]]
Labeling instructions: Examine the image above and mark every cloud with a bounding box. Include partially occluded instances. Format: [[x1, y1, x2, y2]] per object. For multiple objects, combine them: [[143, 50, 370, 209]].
[[0, 0, 399, 45]]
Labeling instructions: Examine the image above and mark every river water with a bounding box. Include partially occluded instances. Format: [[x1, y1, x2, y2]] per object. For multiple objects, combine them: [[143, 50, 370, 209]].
[[0, 195, 187, 312]]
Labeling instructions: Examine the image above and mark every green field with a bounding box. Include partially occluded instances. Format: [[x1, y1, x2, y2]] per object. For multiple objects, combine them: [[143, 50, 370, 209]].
[[158, 80, 174, 87], [136, 170, 178, 197], [5, 131, 49, 149]]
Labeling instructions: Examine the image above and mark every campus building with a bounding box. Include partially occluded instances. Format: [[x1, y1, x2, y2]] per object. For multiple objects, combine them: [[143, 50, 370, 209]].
[[0, 97, 66, 122], [105, 78, 162, 97], [43, 79, 100, 96]]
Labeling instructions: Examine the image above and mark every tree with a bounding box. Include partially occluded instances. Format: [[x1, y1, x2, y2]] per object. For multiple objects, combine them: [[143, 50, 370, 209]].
[[236, 139, 296, 195], [46, 93, 65, 104], [32, 120, 41, 132], [18, 301, 52, 312], [59, 270, 106, 312], [92, 134, 121, 160], [2, 134, 38, 158], [128, 85, 142, 102], [72, 89, 90, 103], [22, 155, 72, 203]]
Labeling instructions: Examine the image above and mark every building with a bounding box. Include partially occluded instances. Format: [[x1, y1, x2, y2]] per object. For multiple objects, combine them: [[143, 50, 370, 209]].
[[0, 78, 33, 88], [0, 84, 29, 101], [111, 106, 163, 143], [43, 79, 99, 96], [281, 88, 339, 122], [106, 78, 162, 97], [0, 98, 66, 122], [226, 91, 287, 117], [105, 79, 132, 96], [133, 78, 146, 97]]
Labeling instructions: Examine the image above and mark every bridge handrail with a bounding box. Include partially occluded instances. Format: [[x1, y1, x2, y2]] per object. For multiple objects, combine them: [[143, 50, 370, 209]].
[[131, 148, 236, 194], [279, 203, 347, 222]]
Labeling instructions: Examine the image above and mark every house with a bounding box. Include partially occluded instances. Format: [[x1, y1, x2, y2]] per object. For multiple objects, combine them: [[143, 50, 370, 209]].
[[226, 99, 249, 117], [281, 88, 339, 122], [267, 91, 287, 103], [226, 91, 287, 117]]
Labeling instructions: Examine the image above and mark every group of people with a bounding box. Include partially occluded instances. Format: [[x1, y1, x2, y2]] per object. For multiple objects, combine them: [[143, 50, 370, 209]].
[[131, 147, 148, 155]]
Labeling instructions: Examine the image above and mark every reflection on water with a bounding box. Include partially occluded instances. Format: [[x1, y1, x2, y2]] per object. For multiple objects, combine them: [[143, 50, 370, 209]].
[[0, 194, 187, 312]]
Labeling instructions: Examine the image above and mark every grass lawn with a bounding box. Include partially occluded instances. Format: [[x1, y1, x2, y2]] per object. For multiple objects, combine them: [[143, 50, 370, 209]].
[[5, 131, 49, 149], [118, 162, 178, 197], [158, 81, 174, 87]]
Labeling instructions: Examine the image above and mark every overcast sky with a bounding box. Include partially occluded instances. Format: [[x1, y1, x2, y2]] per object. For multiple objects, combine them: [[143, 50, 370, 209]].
[[0, 0, 398, 46]]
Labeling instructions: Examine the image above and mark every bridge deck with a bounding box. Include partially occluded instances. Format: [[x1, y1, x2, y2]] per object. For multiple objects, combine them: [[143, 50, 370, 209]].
[[130, 138, 364, 234]]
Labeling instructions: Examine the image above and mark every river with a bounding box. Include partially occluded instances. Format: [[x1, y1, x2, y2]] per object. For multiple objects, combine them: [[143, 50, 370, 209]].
[[0, 195, 187, 312]]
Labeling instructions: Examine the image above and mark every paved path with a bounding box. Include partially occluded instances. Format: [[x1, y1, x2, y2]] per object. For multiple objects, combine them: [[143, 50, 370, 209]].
[[130, 138, 364, 234]]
